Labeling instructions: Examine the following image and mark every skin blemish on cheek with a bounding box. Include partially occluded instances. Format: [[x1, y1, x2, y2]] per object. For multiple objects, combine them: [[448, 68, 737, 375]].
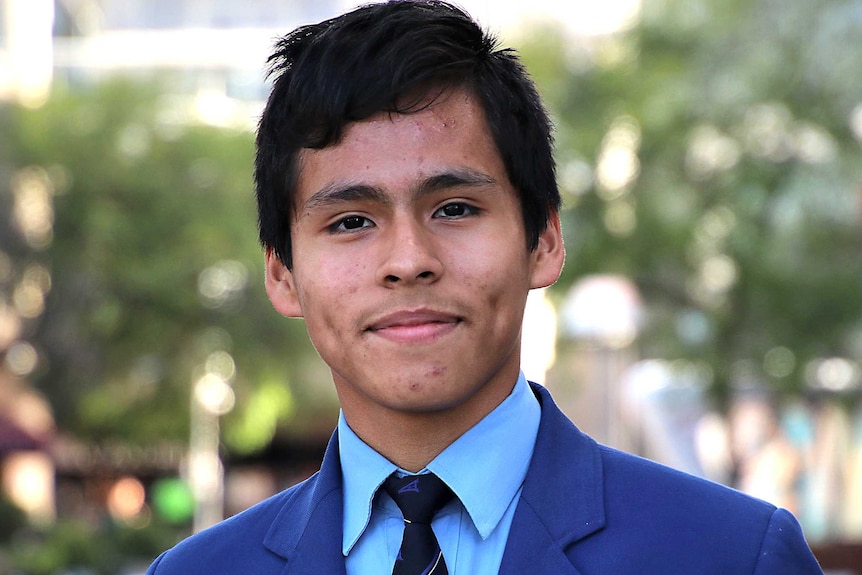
[[428, 366, 446, 377]]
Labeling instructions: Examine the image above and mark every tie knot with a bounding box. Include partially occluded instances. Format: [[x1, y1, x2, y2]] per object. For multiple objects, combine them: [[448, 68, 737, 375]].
[[383, 473, 453, 524]]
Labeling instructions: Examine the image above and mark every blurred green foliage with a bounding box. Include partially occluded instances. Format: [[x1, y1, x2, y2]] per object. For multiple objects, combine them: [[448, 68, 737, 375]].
[[520, 0, 862, 401], [0, 79, 332, 453], [0, 492, 27, 543], [5, 517, 182, 575]]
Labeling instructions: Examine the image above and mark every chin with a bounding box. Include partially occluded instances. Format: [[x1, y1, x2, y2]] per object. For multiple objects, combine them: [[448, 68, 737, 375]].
[[388, 381, 481, 414]]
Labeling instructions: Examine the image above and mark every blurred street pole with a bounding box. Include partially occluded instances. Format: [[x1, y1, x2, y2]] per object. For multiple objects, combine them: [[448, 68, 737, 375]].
[[189, 372, 235, 533]]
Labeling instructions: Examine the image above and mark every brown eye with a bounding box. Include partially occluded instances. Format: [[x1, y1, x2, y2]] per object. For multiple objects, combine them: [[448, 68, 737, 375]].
[[329, 215, 373, 233], [434, 203, 477, 219], [342, 216, 367, 229]]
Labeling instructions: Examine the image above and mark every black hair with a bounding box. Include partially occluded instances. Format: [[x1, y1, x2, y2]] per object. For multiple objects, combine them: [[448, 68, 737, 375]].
[[255, 0, 559, 268]]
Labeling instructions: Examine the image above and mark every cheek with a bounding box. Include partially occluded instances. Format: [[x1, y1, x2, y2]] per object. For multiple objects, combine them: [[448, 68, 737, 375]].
[[302, 251, 365, 294], [297, 259, 367, 327], [457, 238, 531, 291]]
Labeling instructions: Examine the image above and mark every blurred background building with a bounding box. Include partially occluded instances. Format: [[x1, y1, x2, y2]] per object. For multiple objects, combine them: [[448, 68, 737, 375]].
[[1, 0, 345, 119]]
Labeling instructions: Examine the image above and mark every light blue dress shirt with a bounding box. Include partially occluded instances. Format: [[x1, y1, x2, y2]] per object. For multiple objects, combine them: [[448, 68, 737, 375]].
[[337, 372, 541, 575]]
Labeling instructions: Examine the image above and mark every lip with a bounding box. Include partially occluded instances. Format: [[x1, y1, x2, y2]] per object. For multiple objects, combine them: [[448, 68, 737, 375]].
[[366, 309, 462, 344]]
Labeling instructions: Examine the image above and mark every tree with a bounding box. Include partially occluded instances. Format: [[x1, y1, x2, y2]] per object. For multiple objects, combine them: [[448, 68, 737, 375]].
[[1, 79, 332, 453], [520, 0, 862, 401]]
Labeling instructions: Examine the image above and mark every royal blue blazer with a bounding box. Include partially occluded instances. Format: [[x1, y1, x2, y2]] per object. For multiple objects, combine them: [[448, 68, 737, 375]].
[[147, 383, 823, 574]]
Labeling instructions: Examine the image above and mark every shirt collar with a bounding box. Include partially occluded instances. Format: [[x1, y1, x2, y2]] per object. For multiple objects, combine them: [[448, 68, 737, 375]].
[[338, 372, 541, 553], [338, 410, 397, 555], [426, 372, 540, 539]]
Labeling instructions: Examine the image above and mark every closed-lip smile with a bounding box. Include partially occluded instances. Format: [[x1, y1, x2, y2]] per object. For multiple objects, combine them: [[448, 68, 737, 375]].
[[366, 309, 462, 343]]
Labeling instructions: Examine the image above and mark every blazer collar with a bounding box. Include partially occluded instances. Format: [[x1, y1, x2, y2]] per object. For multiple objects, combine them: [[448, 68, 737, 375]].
[[263, 431, 347, 575], [499, 383, 606, 575]]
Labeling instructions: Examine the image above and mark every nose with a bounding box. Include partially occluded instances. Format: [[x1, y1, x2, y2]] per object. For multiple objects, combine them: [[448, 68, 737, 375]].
[[376, 219, 443, 287]]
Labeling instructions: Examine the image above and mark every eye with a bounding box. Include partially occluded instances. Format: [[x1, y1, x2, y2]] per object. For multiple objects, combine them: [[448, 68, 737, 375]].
[[433, 202, 479, 219], [329, 215, 374, 233]]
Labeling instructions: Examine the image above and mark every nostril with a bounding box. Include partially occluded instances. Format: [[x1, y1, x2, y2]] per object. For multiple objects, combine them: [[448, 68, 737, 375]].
[[385, 274, 400, 283], [417, 271, 434, 279]]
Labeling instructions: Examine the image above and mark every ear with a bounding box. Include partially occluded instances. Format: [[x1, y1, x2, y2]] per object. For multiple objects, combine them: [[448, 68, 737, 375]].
[[529, 211, 565, 290], [264, 247, 304, 318]]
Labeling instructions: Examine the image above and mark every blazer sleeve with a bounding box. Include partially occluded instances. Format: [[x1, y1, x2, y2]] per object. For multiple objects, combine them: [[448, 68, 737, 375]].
[[753, 508, 823, 574]]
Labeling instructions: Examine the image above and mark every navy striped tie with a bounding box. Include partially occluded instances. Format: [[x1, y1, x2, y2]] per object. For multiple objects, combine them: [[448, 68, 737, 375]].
[[383, 473, 454, 575]]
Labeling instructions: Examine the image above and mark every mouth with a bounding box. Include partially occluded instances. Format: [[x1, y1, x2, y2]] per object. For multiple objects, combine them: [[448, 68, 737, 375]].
[[366, 309, 462, 344]]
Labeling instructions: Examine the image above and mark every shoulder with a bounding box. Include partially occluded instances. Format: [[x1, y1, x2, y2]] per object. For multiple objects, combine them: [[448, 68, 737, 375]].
[[598, 442, 775, 519], [146, 475, 317, 575], [527, 386, 820, 573], [591, 444, 820, 573], [597, 443, 778, 531], [533, 382, 783, 529]]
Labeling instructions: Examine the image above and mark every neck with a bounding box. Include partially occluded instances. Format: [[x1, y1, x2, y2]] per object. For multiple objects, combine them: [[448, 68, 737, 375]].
[[338, 377, 517, 473], [362, 413, 466, 473]]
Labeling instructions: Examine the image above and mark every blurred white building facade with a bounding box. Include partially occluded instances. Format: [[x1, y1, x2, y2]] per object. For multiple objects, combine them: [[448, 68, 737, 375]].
[[1, 0, 345, 118], [1, 0, 641, 113]]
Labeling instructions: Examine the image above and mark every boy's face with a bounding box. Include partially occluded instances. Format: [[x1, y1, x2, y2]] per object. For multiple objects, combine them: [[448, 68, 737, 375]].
[[265, 88, 563, 435]]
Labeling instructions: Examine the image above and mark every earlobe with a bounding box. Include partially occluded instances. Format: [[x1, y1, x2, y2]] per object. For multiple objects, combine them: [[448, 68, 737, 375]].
[[529, 211, 566, 289], [264, 248, 304, 318]]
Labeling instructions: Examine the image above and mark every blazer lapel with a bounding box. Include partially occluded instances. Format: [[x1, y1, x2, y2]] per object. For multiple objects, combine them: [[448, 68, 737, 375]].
[[499, 383, 606, 575], [263, 432, 348, 575]]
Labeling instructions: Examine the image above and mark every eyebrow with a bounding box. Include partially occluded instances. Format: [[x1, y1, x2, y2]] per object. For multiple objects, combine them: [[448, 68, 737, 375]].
[[301, 168, 498, 214], [415, 169, 496, 198], [302, 182, 389, 213]]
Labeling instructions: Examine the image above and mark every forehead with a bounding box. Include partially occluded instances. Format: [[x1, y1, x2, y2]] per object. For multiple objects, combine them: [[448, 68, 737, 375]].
[[293, 89, 507, 206]]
